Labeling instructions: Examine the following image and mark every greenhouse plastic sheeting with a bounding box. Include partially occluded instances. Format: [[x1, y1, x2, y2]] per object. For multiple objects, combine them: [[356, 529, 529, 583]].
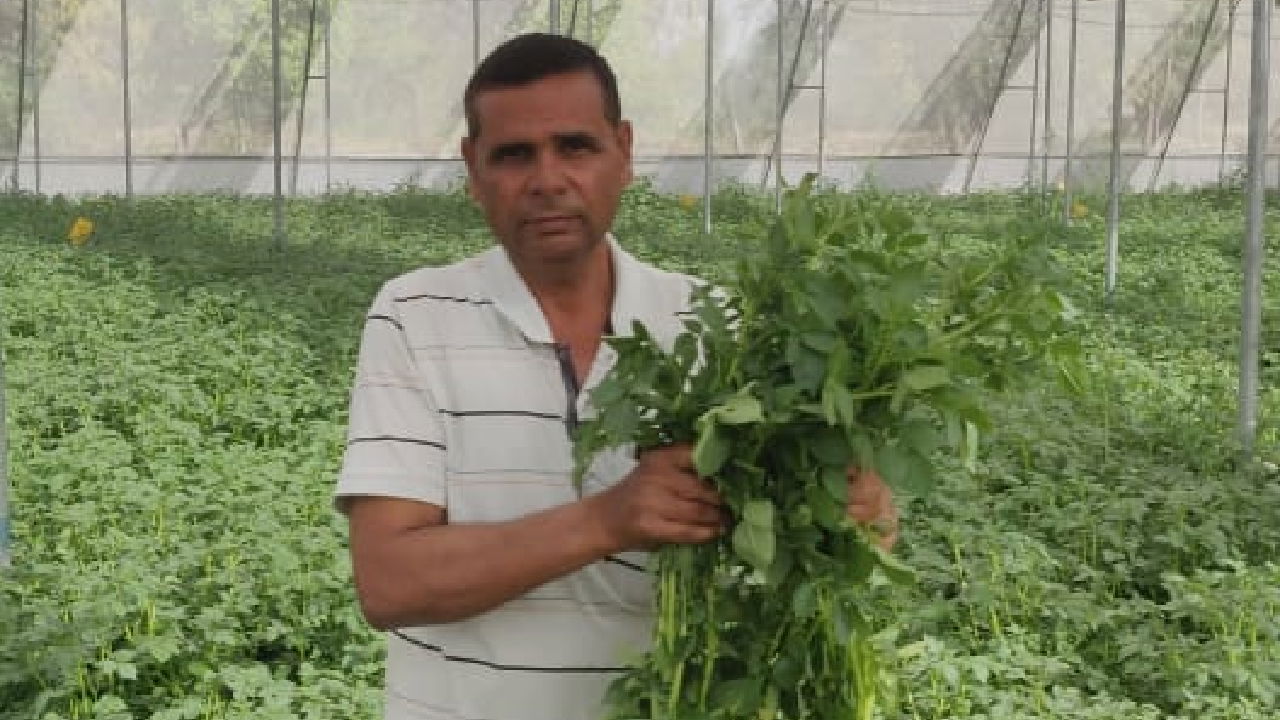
[[1, 0, 1277, 195]]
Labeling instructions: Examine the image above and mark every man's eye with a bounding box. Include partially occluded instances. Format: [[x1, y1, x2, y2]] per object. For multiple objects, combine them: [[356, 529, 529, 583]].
[[562, 137, 596, 154], [493, 147, 532, 163]]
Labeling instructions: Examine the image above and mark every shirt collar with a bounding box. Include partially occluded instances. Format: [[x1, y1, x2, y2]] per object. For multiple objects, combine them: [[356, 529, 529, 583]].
[[478, 234, 653, 345]]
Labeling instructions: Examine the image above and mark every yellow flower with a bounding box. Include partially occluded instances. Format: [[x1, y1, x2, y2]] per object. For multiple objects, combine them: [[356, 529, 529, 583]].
[[68, 217, 95, 246], [1071, 201, 1089, 220], [678, 194, 699, 211]]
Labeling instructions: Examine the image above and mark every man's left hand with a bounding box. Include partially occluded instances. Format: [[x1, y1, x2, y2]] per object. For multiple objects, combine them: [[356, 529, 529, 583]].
[[846, 467, 898, 551]]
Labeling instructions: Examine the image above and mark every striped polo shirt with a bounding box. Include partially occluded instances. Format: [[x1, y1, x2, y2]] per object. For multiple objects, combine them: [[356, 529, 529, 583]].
[[335, 236, 697, 720]]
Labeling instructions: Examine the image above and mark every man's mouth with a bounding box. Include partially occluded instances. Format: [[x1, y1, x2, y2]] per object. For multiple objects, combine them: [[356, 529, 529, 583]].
[[525, 215, 581, 233]]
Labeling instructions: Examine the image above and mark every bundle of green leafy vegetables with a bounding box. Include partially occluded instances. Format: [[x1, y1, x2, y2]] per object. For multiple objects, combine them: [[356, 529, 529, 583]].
[[574, 179, 1080, 720]]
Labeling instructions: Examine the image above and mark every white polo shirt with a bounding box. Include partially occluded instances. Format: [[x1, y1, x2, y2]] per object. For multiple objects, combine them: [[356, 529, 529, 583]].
[[336, 236, 697, 720]]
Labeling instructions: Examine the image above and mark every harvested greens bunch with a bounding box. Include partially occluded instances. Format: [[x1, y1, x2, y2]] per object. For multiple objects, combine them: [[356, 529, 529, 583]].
[[574, 180, 1079, 720]]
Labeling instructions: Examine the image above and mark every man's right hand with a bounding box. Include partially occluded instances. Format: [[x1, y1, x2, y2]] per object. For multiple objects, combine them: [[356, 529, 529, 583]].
[[586, 444, 726, 553]]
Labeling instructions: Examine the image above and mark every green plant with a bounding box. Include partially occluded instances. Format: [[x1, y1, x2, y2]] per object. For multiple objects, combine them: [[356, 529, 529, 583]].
[[573, 179, 1078, 719]]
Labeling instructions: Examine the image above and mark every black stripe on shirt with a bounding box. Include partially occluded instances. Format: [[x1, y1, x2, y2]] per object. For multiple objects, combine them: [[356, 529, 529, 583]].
[[605, 556, 649, 573], [440, 409, 564, 421], [365, 314, 404, 331], [347, 436, 446, 451], [390, 631, 626, 674], [393, 293, 494, 306]]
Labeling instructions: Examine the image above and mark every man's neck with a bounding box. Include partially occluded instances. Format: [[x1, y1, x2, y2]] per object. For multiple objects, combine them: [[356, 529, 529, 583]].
[[513, 240, 615, 336]]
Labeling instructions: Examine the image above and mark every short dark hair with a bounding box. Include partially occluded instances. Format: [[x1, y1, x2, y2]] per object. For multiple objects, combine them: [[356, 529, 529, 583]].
[[463, 33, 622, 139]]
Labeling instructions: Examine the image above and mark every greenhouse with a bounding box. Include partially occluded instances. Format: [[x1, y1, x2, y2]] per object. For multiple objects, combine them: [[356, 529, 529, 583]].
[[1, 1, 1277, 718]]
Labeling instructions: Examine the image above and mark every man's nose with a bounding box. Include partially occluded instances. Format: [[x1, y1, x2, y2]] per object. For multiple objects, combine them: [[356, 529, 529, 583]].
[[528, 151, 569, 196]]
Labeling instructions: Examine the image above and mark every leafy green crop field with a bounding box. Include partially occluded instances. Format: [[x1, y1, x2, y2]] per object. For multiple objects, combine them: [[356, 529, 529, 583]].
[[1, 185, 1278, 720]]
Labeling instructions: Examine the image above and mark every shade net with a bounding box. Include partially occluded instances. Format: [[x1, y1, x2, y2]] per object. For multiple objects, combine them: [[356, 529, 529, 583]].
[[0, 0, 1277, 195]]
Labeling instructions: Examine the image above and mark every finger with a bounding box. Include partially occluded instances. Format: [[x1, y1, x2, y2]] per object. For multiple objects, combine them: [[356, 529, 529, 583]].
[[847, 501, 879, 525], [650, 518, 722, 545], [658, 497, 726, 529], [641, 443, 695, 471], [669, 476, 722, 507]]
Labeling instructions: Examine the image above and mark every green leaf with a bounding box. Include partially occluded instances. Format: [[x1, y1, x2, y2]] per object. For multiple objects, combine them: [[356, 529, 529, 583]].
[[875, 443, 936, 496], [764, 542, 793, 586], [811, 426, 852, 466], [898, 420, 941, 457], [801, 331, 838, 353], [742, 498, 775, 527], [901, 364, 950, 392], [821, 466, 848, 504], [709, 394, 764, 425], [805, 482, 846, 530], [792, 581, 819, 619], [871, 543, 917, 585], [732, 516, 775, 574], [693, 422, 730, 477]]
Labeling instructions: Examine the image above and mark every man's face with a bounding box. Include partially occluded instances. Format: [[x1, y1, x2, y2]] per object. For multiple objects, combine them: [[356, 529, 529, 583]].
[[462, 71, 633, 270]]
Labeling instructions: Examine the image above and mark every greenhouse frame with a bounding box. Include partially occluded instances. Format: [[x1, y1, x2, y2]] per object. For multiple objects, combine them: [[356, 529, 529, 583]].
[[2, 0, 1277, 553], [0, 3, 1277, 718]]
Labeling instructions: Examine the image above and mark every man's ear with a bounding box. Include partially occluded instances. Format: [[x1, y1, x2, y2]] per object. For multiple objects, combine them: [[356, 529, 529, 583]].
[[617, 120, 634, 185], [461, 136, 480, 203]]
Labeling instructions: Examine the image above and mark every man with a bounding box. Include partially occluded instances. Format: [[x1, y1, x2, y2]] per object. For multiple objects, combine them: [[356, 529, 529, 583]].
[[335, 33, 897, 720]]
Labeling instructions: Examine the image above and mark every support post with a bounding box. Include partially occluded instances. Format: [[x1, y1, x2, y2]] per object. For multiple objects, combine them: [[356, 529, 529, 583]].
[[11, 0, 30, 192], [704, 0, 714, 235], [550, 0, 560, 33], [817, 0, 828, 181], [1041, 0, 1054, 203], [1028, 0, 1043, 189], [31, 0, 41, 194], [1104, 0, 1126, 303], [1219, 1, 1238, 184], [271, 0, 285, 249], [775, 0, 784, 213], [120, 0, 133, 197], [1239, 0, 1270, 458], [323, 0, 332, 192], [473, 0, 481, 66], [292, 0, 319, 195], [1063, 0, 1078, 222]]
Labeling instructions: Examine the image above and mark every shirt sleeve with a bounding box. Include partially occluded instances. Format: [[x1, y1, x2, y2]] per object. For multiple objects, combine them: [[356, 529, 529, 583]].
[[334, 281, 447, 513]]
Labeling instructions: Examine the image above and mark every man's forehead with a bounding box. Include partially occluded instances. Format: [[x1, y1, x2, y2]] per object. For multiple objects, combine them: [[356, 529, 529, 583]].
[[471, 72, 612, 140]]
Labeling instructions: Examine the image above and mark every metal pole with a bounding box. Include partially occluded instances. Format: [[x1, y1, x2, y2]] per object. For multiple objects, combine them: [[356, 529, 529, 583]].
[[1063, 0, 1078, 222], [1104, 0, 1126, 303], [585, 0, 594, 44], [12, 0, 29, 192], [32, 0, 40, 194], [120, 0, 133, 197], [1239, 0, 1270, 458], [473, 0, 481, 66], [292, 0, 319, 196], [551, 0, 560, 33], [322, 0, 332, 192], [817, 0, 828, 181], [1028, 0, 1043, 189], [324, 0, 332, 193], [775, 0, 783, 213], [1041, 0, 1054, 203], [1220, 1, 1237, 185], [704, 0, 714, 235], [271, 0, 285, 249]]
